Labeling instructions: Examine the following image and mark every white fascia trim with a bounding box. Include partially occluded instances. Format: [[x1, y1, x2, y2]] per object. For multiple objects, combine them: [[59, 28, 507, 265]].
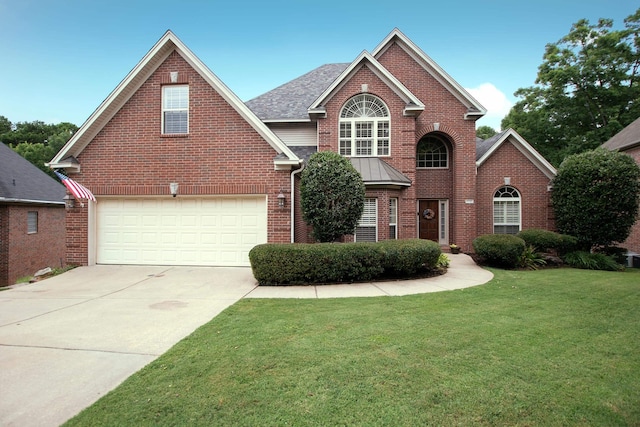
[[0, 197, 65, 206], [308, 51, 424, 113], [263, 119, 312, 123], [373, 28, 487, 117], [476, 129, 557, 179]]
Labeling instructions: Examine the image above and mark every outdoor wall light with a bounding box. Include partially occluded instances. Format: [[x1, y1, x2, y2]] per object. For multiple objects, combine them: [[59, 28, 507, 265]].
[[277, 190, 286, 209], [63, 193, 75, 209], [170, 182, 179, 197]]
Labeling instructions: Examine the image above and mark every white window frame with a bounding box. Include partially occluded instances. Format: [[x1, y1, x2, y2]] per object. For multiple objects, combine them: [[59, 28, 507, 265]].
[[27, 211, 38, 234], [339, 94, 390, 157], [416, 136, 448, 168], [162, 85, 189, 134], [389, 198, 398, 239], [493, 186, 521, 234], [355, 198, 378, 242]]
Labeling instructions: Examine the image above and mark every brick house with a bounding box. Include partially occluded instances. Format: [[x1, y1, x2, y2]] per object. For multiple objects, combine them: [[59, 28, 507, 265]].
[[48, 29, 556, 267], [602, 116, 640, 254], [0, 143, 66, 286]]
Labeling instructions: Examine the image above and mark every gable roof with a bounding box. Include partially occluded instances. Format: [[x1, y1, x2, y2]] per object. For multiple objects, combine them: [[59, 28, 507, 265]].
[[476, 129, 556, 179], [602, 116, 640, 152], [372, 28, 486, 120], [0, 143, 66, 205], [246, 63, 349, 122], [48, 30, 300, 170], [308, 51, 425, 118]]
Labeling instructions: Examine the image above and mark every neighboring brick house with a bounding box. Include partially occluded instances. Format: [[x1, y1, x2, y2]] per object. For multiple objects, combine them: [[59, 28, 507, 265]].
[[0, 143, 66, 286], [49, 29, 556, 267], [602, 116, 640, 254]]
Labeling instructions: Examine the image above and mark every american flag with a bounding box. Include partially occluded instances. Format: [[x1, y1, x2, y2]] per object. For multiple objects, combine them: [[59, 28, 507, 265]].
[[54, 171, 97, 202]]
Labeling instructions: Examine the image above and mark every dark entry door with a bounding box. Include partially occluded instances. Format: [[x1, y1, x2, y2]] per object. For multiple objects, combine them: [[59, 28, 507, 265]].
[[418, 200, 439, 242]]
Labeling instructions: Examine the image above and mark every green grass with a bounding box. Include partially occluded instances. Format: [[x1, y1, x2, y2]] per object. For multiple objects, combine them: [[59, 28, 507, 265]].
[[65, 268, 640, 426]]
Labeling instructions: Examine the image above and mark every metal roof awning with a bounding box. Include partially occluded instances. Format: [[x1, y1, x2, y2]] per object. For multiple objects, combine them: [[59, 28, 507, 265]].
[[349, 157, 412, 188]]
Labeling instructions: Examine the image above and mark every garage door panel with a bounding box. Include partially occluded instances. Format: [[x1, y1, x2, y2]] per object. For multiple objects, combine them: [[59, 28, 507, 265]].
[[97, 197, 266, 266]]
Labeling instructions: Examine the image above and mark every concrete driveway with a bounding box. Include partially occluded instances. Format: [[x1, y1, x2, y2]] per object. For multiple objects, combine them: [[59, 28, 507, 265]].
[[0, 265, 258, 427]]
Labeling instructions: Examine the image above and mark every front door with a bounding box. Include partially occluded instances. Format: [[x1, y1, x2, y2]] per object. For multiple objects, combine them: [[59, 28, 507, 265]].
[[418, 200, 439, 242]]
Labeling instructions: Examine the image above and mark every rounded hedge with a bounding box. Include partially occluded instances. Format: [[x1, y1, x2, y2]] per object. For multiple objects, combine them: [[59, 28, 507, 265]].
[[516, 229, 577, 254], [249, 239, 441, 285], [472, 234, 526, 269]]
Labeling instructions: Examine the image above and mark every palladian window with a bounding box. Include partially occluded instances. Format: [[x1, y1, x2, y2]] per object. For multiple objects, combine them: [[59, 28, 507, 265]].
[[339, 94, 390, 157]]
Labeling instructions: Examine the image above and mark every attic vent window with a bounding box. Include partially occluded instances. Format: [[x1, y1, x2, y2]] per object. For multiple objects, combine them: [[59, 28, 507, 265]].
[[162, 85, 189, 134]]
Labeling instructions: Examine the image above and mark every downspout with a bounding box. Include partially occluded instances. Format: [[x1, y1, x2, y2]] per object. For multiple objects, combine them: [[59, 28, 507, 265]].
[[290, 162, 305, 243]]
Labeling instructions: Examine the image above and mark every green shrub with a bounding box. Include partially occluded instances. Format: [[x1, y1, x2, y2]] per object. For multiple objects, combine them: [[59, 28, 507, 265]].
[[597, 246, 628, 265], [472, 234, 526, 269], [249, 239, 442, 285], [563, 251, 624, 271], [519, 245, 547, 270], [517, 229, 563, 252], [249, 242, 385, 285], [557, 234, 579, 255], [378, 239, 441, 277]]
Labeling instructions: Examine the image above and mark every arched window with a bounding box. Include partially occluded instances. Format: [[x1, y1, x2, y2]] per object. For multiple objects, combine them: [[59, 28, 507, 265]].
[[416, 135, 448, 168], [493, 186, 521, 234], [339, 94, 390, 156]]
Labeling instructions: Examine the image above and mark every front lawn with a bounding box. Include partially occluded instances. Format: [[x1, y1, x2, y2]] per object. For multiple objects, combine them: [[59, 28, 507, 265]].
[[65, 268, 640, 426]]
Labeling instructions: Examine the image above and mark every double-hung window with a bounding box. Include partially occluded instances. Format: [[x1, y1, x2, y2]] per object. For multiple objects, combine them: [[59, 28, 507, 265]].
[[493, 186, 521, 234], [355, 198, 378, 242], [27, 211, 38, 234], [162, 85, 189, 134], [339, 94, 389, 157], [389, 198, 398, 239]]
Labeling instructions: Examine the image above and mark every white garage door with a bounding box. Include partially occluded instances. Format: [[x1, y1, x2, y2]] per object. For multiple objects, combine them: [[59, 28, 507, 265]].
[[96, 197, 267, 266]]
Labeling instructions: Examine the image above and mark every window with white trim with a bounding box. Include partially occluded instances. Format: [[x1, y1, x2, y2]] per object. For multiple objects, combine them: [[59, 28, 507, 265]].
[[27, 211, 38, 234], [162, 85, 189, 134], [355, 198, 377, 242], [339, 95, 389, 157], [417, 135, 448, 168], [493, 186, 521, 234], [389, 198, 398, 239]]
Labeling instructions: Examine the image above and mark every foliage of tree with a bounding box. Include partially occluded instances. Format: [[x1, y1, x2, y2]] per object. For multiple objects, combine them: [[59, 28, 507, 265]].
[[0, 116, 77, 176], [502, 8, 640, 166], [551, 149, 640, 250], [300, 151, 365, 242], [476, 125, 498, 140]]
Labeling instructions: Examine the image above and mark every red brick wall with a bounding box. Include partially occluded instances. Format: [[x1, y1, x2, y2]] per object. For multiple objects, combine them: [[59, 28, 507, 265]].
[[476, 141, 554, 236], [0, 204, 66, 286], [377, 43, 478, 251], [621, 146, 640, 254], [66, 51, 291, 264]]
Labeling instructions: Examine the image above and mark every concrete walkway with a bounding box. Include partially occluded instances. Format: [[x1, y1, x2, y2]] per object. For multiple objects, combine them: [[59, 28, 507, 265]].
[[0, 254, 491, 426]]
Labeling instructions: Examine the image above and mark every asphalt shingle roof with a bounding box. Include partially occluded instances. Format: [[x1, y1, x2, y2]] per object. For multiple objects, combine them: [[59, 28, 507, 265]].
[[246, 63, 350, 121], [602, 116, 640, 151], [475, 131, 507, 161], [0, 143, 66, 204]]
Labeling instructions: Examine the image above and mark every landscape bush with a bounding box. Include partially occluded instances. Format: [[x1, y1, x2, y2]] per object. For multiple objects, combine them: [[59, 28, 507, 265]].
[[472, 234, 526, 269], [378, 239, 441, 277], [563, 251, 623, 271], [249, 239, 442, 285]]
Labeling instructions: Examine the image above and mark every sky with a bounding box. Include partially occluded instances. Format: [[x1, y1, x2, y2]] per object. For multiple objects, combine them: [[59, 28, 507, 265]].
[[0, 0, 636, 132]]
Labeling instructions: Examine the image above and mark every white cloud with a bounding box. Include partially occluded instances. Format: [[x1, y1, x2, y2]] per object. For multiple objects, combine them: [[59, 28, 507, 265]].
[[465, 83, 513, 131]]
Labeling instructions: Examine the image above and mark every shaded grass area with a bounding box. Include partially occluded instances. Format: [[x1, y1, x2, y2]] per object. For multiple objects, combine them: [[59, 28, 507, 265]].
[[65, 268, 640, 426]]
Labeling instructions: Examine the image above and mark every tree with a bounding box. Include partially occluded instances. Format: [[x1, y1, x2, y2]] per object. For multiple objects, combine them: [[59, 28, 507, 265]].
[[476, 125, 497, 140], [300, 151, 365, 242], [0, 118, 77, 176], [551, 149, 640, 250], [502, 8, 640, 166]]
